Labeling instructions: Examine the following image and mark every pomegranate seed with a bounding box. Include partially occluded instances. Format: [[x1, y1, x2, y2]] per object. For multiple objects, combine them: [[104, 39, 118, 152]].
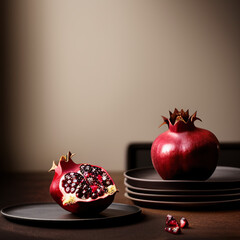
[[91, 185, 98, 192], [165, 226, 181, 234], [166, 214, 179, 227], [84, 172, 90, 178], [84, 165, 91, 172], [180, 217, 189, 228], [97, 175, 102, 181], [102, 174, 107, 181], [97, 188, 104, 196], [76, 189, 83, 198], [165, 214, 182, 235], [65, 174, 71, 180], [92, 192, 98, 199], [164, 214, 190, 235], [65, 187, 70, 193]]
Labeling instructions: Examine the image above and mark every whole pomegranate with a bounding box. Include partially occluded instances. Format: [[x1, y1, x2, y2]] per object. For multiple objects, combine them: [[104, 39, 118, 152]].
[[49, 152, 117, 215], [151, 109, 219, 180]]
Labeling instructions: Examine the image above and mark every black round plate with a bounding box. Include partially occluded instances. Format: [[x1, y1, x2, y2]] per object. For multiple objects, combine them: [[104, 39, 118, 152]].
[[124, 166, 240, 190], [124, 179, 240, 195], [125, 193, 240, 209], [1, 202, 142, 227], [125, 187, 240, 202]]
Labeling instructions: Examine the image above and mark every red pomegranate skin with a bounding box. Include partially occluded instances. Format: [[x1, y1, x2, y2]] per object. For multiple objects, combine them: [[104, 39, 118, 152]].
[[49, 153, 116, 215], [151, 110, 219, 180]]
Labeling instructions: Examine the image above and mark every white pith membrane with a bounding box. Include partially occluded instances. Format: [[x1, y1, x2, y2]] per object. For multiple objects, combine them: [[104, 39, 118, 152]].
[[59, 164, 117, 206]]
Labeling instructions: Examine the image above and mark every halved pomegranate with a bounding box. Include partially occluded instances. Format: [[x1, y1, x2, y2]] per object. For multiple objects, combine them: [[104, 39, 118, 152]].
[[49, 152, 117, 215]]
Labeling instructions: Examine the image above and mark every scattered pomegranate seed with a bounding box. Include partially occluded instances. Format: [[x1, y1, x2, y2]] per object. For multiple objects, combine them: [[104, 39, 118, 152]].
[[166, 214, 179, 227], [165, 226, 181, 234], [165, 215, 189, 234], [180, 217, 189, 228]]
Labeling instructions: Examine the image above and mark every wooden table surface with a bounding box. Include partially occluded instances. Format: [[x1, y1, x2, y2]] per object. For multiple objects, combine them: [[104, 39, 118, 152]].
[[0, 171, 240, 240]]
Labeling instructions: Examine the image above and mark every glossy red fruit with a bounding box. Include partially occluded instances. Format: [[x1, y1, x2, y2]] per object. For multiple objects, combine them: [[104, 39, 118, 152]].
[[180, 217, 189, 228], [165, 215, 181, 234], [151, 109, 219, 180], [165, 226, 181, 234], [49, 152, 117, 215], [166, 214, 179, 227]]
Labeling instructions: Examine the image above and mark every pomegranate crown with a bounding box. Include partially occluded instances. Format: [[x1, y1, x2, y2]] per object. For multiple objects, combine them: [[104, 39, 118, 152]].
[[48, 151, 75, 172], [160, 108, 201, 127]]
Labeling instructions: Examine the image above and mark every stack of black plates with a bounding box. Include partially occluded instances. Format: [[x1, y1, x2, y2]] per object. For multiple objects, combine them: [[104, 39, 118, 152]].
[[124, 166, 240, 208]]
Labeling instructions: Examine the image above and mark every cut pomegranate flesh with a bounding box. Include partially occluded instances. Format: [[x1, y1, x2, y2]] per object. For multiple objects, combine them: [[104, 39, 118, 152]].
[[60, 164, 114, 203]]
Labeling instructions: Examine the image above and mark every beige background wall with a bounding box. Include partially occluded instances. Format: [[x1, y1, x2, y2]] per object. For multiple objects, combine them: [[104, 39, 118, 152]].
[[3, 0, 240, 172]]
